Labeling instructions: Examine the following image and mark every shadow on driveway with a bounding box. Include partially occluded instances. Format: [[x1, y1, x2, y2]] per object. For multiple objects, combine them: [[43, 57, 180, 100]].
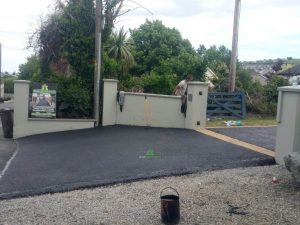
[[0, 126, 275, 199]]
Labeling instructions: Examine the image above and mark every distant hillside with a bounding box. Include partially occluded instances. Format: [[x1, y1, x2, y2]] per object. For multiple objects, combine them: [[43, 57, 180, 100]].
[[241, 62, 274, 75], [241, 58, 300, 76], [284, 58, 300, 65], [242, 58, 300, 65]]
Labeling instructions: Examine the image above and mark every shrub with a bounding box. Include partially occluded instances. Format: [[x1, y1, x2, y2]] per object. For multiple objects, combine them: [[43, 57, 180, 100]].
[[246, 76, 289, 116], [119, 76, 144, 92], [56, 82, 92, 118], [3, 77, 17, 94], [143, 73, 178, 95], [47, 76, 93, 118], [119, 73, 178, 95]]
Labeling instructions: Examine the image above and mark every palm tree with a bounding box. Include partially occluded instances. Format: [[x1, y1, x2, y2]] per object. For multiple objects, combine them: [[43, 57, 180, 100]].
[[106, 27, 135, 76]]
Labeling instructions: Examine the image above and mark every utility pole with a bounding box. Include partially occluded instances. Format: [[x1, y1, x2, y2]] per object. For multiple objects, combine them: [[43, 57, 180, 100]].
[[0, 43, 2, 98], [94, 0, 102, 126], [229, 0, 241, 92]]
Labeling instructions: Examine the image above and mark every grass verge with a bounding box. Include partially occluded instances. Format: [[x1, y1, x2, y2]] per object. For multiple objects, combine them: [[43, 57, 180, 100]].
[[206, 115, 277, 127]]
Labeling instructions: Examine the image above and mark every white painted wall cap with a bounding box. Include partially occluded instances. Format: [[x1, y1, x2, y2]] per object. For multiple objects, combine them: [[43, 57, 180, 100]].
[[187, 81, 209, 85], [103, 79, 118, 82], [14, 80, 31, 84], [278, 85, 300, 92], [124, 92, 181, 99]]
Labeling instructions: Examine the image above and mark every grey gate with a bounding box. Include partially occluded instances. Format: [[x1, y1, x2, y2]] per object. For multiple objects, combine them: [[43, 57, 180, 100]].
[[206, 92, 246, 118]]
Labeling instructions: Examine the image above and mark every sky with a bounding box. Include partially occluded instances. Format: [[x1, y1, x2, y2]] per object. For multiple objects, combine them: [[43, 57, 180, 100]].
[[0, 0, 300, 73]]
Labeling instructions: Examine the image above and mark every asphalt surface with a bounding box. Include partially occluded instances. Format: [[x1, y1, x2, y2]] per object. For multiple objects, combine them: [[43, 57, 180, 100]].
[[0, 137, 17, 173], [0, 102, 16, 173], [0, 126, 275, 199], [208, 127, 276, 150]]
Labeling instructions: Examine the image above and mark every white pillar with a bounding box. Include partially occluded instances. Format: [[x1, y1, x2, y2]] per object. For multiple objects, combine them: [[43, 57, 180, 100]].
[[275, 85, 300, 164], [102, 79, 118, 126], [13, 80, 31, 138], [185, 82, 209, 129], [0, 83, 4, 98]]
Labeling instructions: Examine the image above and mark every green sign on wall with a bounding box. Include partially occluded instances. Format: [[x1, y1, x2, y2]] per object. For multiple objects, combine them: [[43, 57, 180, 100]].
[[30, 83, 57, 118]]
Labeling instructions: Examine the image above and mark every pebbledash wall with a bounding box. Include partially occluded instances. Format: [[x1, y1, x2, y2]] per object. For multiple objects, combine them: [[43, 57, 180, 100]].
[[102, 79, 209, 130], [13, 80, 95, 139]]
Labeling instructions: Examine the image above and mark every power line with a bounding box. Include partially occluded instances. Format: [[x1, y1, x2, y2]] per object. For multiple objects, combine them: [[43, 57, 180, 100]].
[[126, 0, 154, 20]]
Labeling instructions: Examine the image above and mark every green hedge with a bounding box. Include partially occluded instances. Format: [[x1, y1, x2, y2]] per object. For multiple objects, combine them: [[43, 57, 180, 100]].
[[119, 73, 179, 95], [47, 76, 93, 119]]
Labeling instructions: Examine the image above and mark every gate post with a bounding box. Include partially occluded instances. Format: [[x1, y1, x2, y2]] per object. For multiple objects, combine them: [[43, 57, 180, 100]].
[[102, 79, 118, 126], [185, 82, 209, 129], [14, 80, 31, 138], [275, 85, 300, 164]]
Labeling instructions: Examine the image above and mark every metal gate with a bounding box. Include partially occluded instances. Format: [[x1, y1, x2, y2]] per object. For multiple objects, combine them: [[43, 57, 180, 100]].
[[207, 92, 246, 118]]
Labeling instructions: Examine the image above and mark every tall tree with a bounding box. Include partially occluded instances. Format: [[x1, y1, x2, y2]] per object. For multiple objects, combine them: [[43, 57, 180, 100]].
[[130, 20, 205, 80], [198, 45, 255, 93], [18, 55, 41, 81], [29, 0, 126, 80], [25, 0, 127, 119], [106, 27, 135, 77]]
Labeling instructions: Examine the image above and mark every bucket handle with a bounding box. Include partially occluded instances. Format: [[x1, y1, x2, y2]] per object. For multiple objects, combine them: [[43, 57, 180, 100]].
[[160, 187, 179, 198]]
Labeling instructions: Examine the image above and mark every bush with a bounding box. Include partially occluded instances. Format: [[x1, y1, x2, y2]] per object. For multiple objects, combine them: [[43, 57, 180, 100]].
[[119, 76, 145, 92], [119, 73, 178, 95], [143, 73, 178, 95], [246, 76, 289, 116], [3, 77, 17, 94], [264, 75, 289, 102], [57, 83, 92, 118], [47, 76, 93, 118]]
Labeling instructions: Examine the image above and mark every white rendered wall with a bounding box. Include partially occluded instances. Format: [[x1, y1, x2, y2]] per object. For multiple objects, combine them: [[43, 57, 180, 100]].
[[275, 85, 300, 164], [116, 93, 185, 128], [13, 80, 95, 139], [103, 79, 209, 129]]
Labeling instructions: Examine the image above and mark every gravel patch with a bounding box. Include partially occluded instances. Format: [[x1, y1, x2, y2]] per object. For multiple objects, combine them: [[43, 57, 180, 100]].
[[0, 165, 299, 225]]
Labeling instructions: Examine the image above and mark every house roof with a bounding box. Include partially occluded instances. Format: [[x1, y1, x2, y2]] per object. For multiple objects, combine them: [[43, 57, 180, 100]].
[[205, 67, 217, 78], [279, 64, 300, 76]]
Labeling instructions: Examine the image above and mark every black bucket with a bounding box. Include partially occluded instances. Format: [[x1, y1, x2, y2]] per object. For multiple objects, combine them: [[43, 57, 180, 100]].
[[160, 187, 180, 224]]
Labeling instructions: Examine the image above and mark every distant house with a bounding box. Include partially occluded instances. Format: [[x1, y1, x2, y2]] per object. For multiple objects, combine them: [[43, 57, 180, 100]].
[[242, 63, 275, 76], [205, 68, 218, 88], [241, 63, 273, 85], [252, 73, 268, 85], [278, 64, 300, 85]]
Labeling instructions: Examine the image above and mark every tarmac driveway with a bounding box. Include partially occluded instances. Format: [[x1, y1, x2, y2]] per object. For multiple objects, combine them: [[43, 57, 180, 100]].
[[209, 127, 276, 150], [0, 102, 16, 173], [0, 126, 275, 199]]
